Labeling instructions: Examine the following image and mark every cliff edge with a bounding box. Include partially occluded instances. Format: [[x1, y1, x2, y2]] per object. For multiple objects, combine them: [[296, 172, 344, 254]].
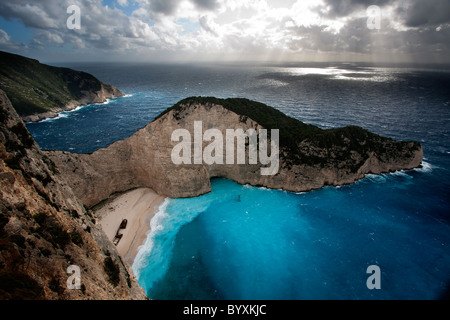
[[0, 89, 145, 300], [47, 97, 423, 208], [0, 51, 124, 122]]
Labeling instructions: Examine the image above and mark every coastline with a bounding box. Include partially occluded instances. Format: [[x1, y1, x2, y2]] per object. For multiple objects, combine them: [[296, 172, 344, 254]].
[[22, 94, 131, 123], [94, 188, 165, 267], [23, 98, 113, 123]]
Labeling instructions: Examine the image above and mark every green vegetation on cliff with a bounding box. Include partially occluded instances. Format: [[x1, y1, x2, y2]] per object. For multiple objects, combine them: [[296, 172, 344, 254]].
[[0, 51, 118, 117], [157, 96, 322, 142], [158, 96, 422, 170]]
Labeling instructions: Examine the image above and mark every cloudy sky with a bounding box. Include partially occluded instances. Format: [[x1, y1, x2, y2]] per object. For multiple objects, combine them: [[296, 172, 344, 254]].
[[0, 0, 449, 64]]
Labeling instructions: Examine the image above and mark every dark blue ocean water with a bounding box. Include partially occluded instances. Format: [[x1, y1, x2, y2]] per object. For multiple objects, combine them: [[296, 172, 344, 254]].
[[26, 63, 450, 299]]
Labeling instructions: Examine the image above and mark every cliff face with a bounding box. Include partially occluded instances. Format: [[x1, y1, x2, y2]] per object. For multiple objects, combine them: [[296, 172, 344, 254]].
[[47, 97, 423, 208], [0, 90, 145, 300], [0, 51, 124, 122]]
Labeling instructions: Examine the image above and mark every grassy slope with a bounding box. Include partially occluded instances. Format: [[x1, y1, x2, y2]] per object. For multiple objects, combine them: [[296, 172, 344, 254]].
[[0, 51, 102, 117]]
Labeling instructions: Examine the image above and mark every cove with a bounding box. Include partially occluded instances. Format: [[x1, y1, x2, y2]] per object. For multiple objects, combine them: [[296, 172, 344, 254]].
[[133, 175, 450, 300]]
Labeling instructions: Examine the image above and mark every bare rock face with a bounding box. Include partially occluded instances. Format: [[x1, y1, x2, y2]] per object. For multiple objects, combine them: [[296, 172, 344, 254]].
[[0, 89, 145, 300], [47, 97, 423, 208]]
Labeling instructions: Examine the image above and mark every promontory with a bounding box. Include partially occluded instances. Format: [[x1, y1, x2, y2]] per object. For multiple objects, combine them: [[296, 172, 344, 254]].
[[46, 96, 424, 208], [0, 51, 124, 122]]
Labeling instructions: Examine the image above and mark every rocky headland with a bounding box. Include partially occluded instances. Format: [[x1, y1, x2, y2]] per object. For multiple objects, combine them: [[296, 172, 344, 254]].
[[47, 97, 423, 208], [0, 51, 124, 122]]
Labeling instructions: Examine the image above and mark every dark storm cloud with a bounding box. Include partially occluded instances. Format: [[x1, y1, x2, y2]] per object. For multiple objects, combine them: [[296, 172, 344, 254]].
[[320, 0, 393, 17], [146, 0, 179, 15], [0, 0, 61, 29], [322, 0, 450, 27], [199, 16, 218, 35], [284, 13, 450, 60], [285, 20, 375, 55], [286, 25, 338, 53], [398, 0, 450, 27], [143, 0, 218, 16], [192, 0, 220, 11], [0, 0, 162, 53]]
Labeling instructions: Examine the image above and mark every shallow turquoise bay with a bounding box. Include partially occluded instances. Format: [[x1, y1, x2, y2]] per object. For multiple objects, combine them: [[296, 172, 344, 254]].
[[133, 173, 450, 300]]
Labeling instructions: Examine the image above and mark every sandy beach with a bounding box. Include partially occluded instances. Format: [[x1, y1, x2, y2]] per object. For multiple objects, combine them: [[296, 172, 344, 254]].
[[94, 188, 165, 266]]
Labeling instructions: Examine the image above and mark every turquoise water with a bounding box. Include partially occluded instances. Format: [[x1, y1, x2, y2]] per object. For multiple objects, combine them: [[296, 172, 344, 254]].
[[133, 173, 450, 300], [25, 63, 450, 299]]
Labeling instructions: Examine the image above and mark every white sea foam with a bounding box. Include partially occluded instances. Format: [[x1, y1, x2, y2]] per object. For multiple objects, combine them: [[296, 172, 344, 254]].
[[132, 198, 171, 275], [364, 173, 387, 183], [36, 97, 119, 123], [364, 160, 433, 183], [95, 98, 111, 105], [38, 112, 69, 123], [132, 196, 207, 292], [414, 161, 433, 173], [37, 105, 89, 123], [392, 170, 413, 179], [364, 169, 418, 185]]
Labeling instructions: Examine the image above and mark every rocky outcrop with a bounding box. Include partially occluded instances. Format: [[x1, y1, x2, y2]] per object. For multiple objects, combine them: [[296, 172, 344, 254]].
[[0, 89, 145, 300], [0, 51, 124, 123], [47, 97, 423, 208], [22, 82, 124, 123]]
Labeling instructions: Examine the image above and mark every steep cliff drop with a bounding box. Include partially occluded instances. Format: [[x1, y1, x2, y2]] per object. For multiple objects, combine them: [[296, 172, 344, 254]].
[[47, 97, 424, 208], [0, 89, 145, 300]]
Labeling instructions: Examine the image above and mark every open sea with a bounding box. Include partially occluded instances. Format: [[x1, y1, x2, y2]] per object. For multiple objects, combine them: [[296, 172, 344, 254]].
[[26, 62, 450, 300]]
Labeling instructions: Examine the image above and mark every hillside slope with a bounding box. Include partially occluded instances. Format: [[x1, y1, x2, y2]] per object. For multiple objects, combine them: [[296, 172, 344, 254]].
[[0, 51, 123, 122]]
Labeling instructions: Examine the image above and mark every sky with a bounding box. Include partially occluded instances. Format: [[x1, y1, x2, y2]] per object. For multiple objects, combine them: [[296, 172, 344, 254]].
[[0, 0, 449, 64]]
